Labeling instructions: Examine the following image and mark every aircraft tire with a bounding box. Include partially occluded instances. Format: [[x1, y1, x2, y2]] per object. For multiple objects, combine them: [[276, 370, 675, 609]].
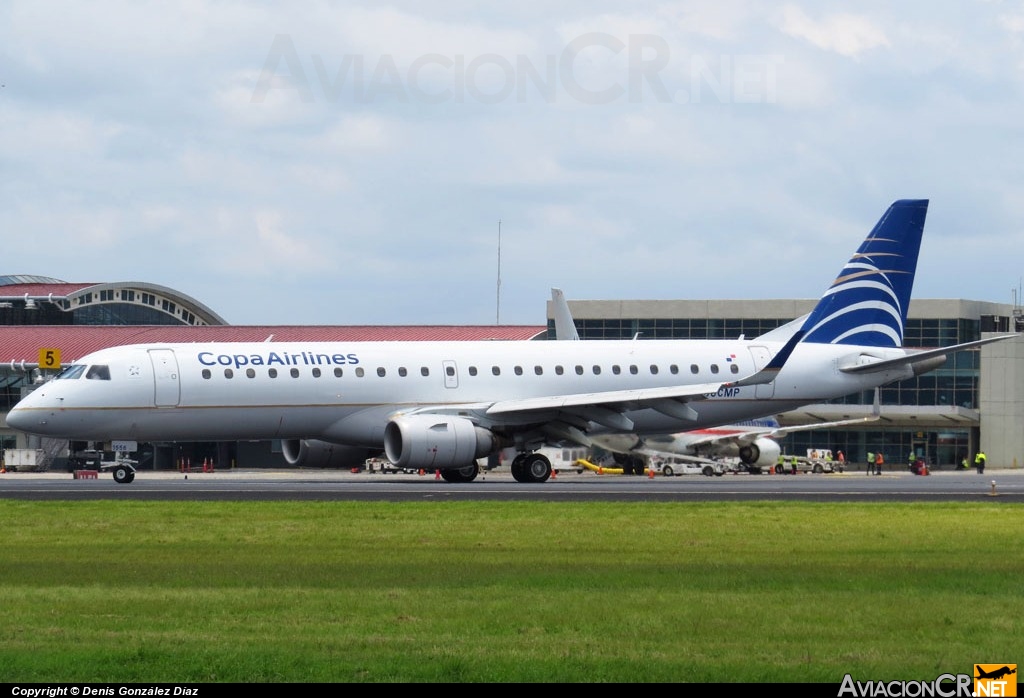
[[663, 465, 674, 477], [702, 466, 714, 477], [813, 464, 824, 474], [440, 464, 479, 483], [522, 454, 551, 483], [112, 465, 134, 484], [510, 455, 527, 483]]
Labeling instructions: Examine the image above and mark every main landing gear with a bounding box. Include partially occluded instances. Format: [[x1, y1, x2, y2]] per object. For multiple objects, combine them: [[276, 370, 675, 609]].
[[509, 452, 552, 483]]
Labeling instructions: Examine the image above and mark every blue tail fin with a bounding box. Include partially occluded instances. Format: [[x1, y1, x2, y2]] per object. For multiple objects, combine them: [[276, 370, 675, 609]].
[[799, 199, 928, 347]]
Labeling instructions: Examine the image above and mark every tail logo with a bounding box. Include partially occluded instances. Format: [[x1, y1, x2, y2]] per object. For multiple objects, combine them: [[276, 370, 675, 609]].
[[801, 200, 928, 347]]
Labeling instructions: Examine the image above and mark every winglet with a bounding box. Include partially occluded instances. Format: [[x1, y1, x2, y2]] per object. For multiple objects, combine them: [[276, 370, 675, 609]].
[[551, 288, 580, 341], [730, 329, 805, 387]]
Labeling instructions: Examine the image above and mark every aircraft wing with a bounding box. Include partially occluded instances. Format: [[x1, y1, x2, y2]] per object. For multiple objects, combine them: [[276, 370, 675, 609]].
[[486, 381, 725, 424], [682, 389, 882, 449]]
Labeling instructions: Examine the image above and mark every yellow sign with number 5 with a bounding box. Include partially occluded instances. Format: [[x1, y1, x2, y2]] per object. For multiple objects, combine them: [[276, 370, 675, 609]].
[[38, 348, 61, 369]]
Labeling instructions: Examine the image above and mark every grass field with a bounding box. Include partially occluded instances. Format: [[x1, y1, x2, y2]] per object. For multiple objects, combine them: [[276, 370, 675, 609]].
[[1, 500, 1021, 683]]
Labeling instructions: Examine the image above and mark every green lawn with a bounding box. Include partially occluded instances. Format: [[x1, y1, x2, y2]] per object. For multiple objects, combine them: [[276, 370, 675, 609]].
[[1, 500, 1020, 682]]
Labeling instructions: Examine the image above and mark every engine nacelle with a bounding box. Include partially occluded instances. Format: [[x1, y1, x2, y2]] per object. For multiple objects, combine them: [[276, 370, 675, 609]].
[[281, 439, 375, 469], [737, 438, 781, 468], [384, 414, 495, 469]]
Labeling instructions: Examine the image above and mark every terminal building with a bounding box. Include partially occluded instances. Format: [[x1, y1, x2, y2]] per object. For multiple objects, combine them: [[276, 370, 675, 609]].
[[1, 274, 1022, 471]]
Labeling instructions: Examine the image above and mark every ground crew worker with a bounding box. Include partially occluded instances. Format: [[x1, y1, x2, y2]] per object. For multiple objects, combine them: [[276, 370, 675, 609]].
[[908, 451, 916, 470], [875, 451, 884, 476], [975, 450, 986, 474], [866, 451, 874, 476], [790, 454, 798, 475], [777, 454, 784, 474], [960, 455, 969, 471]]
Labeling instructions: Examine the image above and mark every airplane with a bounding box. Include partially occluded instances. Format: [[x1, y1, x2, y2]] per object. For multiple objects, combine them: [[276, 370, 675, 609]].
[[7, 199, 1018, 484], [591, 403, 879, 474], [548, 287, 881, 474], [975, 666, 1016, 681]]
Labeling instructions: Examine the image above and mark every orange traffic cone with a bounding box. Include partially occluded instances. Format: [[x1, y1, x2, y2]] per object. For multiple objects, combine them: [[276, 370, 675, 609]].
[[551, 468, 557, 479], [418, 468, 425, 476], [648, 466, 655, 479]]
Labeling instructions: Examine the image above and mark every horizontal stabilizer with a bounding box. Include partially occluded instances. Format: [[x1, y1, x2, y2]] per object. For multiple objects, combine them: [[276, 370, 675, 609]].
[[838, 334, 1018, 374]]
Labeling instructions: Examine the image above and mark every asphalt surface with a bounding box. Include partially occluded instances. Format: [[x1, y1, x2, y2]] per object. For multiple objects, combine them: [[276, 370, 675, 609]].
[[0, 466, 1021, 502]]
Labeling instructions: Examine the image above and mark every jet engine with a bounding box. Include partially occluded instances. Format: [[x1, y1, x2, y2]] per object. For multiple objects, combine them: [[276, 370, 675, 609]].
[[384, 414, 496, 470], [281, 439, 375, 469], [737, 437, 781, 468]]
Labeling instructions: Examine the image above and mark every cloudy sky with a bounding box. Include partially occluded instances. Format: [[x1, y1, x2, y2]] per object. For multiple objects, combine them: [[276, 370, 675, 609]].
[[3, 1, 1024, 326]]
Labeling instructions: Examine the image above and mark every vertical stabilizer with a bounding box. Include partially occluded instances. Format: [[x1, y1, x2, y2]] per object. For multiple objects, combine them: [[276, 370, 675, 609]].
[[800, 199, 928, 347]]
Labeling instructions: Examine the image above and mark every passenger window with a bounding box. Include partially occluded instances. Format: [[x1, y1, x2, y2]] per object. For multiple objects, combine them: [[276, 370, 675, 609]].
[[612, 365, 621, 375], [246, 368, 256, 378], [469, 366, 478, 376], [711, 364, 719, 374], [491, 366, 500, 376], [421, 367, 429, 377], [291, 368, 300, 378], [592, 365, 601, 375], [334, 368, 343, 378], [377, 367, 386, 377], [224, 369, 234, 379], [312, 367, 322, 378], [534, 366, 543, 375], [730, 364, 739, 374], [202, 369, 212, 380], [398, 367, 407, 377], [670, 364, 679, 374], [514, 366, 523, 376], [555, 366, 564, 375], [446, 366, 455, 377], [86, 365, 111, 380], [356, 367, 365, 377], [650, 365, 659, 375], [269, 368, 278, 378], [629, 365, 638, 375], [575, 365, 584, 375], [690, 364, 699, 374]]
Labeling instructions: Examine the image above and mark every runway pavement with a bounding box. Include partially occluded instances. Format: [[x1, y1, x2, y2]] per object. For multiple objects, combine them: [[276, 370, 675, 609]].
[[1, 466, 1021, 502]]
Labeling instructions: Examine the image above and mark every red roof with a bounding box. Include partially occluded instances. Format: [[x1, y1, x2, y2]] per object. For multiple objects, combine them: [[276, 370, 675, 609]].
[[0, 325, 548, 365], [0, 283, 99, 297]]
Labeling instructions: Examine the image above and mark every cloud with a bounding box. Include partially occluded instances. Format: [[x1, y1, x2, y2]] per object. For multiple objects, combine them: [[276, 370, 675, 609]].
[[2, 2, 1024, 324], [779, 5, 890, 58]]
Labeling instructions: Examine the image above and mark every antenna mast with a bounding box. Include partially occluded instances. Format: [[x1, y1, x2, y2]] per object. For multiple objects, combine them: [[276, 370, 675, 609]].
[[496, 219, 502, 325]]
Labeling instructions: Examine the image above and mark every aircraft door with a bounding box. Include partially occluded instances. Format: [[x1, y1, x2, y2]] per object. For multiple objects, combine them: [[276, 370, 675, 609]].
[[442, 360, 458, 389], [149, 349, 181, 407], [747, 345, 775, 398]]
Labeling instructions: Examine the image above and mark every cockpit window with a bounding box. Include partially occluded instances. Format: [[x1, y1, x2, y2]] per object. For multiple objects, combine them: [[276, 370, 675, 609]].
[[85, 365, 111, 380], [56, 365, 87, 380]]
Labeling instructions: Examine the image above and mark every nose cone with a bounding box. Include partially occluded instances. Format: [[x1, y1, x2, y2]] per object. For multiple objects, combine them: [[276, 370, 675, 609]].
[[6, 403, 36, 433], [6, 391, 56, 435]]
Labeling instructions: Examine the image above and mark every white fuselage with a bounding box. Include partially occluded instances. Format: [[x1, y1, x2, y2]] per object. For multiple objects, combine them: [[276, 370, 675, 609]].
[[8, 338, 912, 447]]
